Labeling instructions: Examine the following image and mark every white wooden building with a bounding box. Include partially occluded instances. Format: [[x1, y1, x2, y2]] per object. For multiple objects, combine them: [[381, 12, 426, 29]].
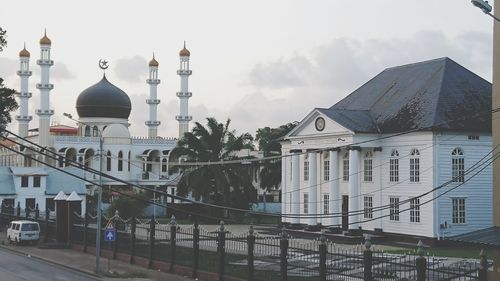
[[281, 58, 492, 238]]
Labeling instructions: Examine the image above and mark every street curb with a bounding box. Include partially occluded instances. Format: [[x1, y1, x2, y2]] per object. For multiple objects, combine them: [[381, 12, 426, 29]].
[[0, 243, 102, 280]]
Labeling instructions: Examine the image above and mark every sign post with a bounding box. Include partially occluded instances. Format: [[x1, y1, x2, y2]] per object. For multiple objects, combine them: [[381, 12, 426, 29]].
[[104, 221, 116, 273]]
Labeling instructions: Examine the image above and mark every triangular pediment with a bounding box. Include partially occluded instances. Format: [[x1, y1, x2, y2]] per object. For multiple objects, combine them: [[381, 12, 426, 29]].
[[286, 109, 353, 139]]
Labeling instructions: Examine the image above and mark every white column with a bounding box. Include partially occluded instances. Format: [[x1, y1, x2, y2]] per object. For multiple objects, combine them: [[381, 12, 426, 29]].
[[308, 151, 317, 226], [281, 152, 287, 223], [329, 149, 340, 227], [290, 150, 301, 224], [146, 57, 161, 138], [375, 148, 383, 230], [17, 52, 33, 138], [348, 147, 360, 230], [36, 40, 54, 148], [176, 44, 193, 139]]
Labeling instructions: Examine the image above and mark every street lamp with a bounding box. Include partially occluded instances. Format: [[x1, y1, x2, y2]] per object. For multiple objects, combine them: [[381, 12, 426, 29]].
[[63, 112, 104, 274], [471, 0, 500, 21]]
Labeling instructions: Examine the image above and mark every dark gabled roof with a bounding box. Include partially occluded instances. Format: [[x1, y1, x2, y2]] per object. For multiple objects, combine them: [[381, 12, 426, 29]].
[[328, 57, 491, 133], [317, 108, 378, 133]]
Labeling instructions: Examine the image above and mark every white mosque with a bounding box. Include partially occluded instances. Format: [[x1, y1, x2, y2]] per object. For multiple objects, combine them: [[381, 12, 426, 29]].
[[0, 31, 193, 214]]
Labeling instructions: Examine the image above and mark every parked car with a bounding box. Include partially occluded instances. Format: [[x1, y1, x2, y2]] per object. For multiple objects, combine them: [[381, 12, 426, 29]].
[[7, 220, 40, 245]]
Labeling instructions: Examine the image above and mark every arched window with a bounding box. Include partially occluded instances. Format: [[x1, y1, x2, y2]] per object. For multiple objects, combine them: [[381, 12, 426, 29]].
[[128, 151, 131, 171], [84, 126, 91, 137], [390, 149, 399, 182], [410, 148, 420, 182], [93, 126, 99, 137], [106, 151, 112, 171], [162, 158, 167, 173], [118, 151, 123, 171], [452, 148, 464, 183], [343, 152, 349, 181], [363, 151, 373, 182]]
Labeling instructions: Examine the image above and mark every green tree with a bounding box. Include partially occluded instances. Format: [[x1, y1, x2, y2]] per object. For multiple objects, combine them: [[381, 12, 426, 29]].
[[107, 191, 149, 219], [173, 117, 256, 209], [255, 122, 297, 191], [0, 27, 18, 130]]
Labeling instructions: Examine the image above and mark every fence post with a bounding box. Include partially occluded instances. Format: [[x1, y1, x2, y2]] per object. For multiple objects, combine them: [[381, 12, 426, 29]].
[[479, 249, 488, 281], [130, 216, 136, 264], [170, 215, 177, 273], [149, 216, 155, 269], [113, 211, 119, 260], [280, 227, 289, 281], [319, 230, 327, 281], [416, 240, 426, 281], [35, 204, 40, 220], [247, 225, 256, 281], [0, 201, 4, 230], [217, 221, 226, 281], [363, 236, 373, 281], [44, 207, 50, 243], [192, 218, 200, 279], [83, 212, 88, 253]]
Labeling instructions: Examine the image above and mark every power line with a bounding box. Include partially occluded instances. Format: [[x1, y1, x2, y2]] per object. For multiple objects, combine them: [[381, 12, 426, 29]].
[[1, 129, 497, 221]]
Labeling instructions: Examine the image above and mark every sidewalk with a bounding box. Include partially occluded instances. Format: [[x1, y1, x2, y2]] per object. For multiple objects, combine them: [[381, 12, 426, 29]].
[[0, 232, 195, 281]]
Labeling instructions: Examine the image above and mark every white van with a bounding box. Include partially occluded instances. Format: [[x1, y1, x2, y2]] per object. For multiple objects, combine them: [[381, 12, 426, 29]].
[[7, 220, 40, 245]]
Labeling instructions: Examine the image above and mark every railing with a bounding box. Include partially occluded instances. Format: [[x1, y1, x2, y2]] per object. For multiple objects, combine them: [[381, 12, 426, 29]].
[[131, 137, 177, 145], [54, 136, 100, 143], [0, 203, 489, 281]]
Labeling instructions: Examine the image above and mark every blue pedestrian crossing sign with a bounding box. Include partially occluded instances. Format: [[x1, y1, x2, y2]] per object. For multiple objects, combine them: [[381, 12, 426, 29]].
[[104, 229, 116, 242], [104, 221, 116, 242]]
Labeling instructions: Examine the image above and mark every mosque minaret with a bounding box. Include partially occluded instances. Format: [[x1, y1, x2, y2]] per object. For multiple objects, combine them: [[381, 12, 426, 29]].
[[16, 44, 33, 138], [36, 30, 54, 147], [176, 42, 192, 139], [146, 54, 161, 138]]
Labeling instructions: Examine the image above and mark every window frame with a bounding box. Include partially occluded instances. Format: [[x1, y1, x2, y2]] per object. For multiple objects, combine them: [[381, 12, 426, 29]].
[[343, 152, 349, 182], [409, 149, 420, 183], [323, 160, 330, 181], [364, 196, 373, 219], [363, 151, 373, 182], [452, 198, 466, 224], [303, 160, 309, 181], [451, 148, 465, 183], [323, 194, 329, 215], [33, 176, 41, 188], [389, 197, 400, 221], [303, 193, 309, 214], [21, 176, 29, 188], [390, 149, 399, 182], [410, 197, 420, 223]]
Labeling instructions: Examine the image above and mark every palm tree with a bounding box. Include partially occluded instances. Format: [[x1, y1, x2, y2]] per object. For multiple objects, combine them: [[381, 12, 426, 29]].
[[255, 122, 297, 192], [173, 117, 256, 209]]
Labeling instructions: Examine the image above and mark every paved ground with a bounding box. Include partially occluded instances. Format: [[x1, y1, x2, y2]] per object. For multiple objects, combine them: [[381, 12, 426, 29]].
[[0, 232, 195, 281], [0, 247, 100, 281]]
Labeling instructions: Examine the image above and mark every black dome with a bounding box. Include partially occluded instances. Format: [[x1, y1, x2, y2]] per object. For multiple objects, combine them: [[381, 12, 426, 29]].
[[76, 75, 131, 119]]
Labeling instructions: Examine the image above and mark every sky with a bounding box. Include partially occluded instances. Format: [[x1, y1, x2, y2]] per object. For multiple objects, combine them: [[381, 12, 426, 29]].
[[0, 0, 495, 140]]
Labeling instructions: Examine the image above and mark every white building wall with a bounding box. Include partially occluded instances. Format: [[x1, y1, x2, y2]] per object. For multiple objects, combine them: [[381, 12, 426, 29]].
[[373, 132, 435, 237], [435, 133, 493, 238]]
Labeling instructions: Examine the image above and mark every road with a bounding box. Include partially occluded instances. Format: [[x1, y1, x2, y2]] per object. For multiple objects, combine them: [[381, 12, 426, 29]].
[[0, 247, 100, 281]]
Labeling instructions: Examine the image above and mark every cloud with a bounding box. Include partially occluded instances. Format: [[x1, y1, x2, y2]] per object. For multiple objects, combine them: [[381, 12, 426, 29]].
[[51, 62, 76, 80], [239, 30, 492, 135], [114, 56, 148, 83], [249, 56, 313, 89], [0, 57, 17, 79]]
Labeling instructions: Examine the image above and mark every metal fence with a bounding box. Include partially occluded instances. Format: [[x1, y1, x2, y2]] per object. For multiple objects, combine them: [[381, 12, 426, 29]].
[[0, 206, 489, 281]]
